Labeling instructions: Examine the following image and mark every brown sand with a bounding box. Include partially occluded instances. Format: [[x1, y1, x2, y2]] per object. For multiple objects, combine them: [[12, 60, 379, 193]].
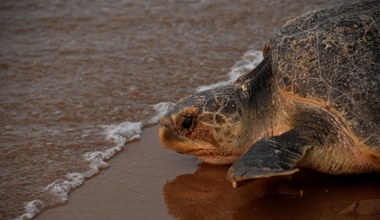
[[37, 125, 197, 220], [37, 125, 380, 220]]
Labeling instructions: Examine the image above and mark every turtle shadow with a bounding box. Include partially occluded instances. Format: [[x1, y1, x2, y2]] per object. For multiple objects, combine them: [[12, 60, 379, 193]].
[[163, 164, 380, 219]]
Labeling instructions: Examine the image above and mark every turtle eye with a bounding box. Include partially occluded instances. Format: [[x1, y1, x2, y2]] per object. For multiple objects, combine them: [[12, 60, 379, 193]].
[[182, 116, 193, 131]]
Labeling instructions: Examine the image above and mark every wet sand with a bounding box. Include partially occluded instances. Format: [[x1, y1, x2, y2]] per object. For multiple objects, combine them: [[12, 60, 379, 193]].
[[37, 125, 197, 220], [38, 125, 380, 220]]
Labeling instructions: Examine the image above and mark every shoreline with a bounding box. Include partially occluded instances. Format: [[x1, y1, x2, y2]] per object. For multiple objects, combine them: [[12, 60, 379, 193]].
[[36, 125, 380, 219], [37, 125, 197, 220]]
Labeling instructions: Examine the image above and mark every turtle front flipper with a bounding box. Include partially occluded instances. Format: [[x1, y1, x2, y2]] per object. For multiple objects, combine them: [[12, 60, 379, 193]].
[[227, 129, 311, 188]]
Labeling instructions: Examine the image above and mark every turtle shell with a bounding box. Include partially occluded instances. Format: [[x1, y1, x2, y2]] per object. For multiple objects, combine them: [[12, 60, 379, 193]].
[[270, 0, 380, 147]]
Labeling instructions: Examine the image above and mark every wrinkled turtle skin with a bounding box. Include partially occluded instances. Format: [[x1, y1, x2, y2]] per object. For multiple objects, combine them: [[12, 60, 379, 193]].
[[159, 0, 380, 187]]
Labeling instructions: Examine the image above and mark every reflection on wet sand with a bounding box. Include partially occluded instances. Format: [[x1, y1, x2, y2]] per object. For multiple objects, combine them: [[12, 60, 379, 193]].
[[341, 199, 380, 216], [164, 164, 380, 219]]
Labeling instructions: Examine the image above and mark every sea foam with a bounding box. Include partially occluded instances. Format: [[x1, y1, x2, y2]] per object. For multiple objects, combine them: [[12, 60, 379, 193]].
[[16, 49, 262, 219], [197, 49, 263, 91], [16, 200, 45, 220], [80, 102, 174, 179], [16, 102, 174, 220]]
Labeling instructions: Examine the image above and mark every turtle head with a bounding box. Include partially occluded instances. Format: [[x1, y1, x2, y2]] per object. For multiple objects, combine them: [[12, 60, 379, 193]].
[[159, 85, 249, 164]]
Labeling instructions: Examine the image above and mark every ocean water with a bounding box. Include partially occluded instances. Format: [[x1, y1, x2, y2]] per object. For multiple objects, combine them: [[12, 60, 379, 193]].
[[0, 0, 329, 219]]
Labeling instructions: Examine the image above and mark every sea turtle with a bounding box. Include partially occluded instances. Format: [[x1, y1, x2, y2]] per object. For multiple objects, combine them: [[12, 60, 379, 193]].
[[159, 0, 380, 188]]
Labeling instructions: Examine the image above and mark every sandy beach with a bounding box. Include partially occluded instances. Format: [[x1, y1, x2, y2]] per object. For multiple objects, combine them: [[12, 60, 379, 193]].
[[37, 125, 380, 220], [37, 125, 197, 220]]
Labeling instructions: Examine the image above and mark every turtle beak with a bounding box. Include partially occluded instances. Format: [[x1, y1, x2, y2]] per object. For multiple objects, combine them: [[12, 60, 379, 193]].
[[160, 115, 205, 155], [159, 116, 184, 153], [159, 116, 175, 144]]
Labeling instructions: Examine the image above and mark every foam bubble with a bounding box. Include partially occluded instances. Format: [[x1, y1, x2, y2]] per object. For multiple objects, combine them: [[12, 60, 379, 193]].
[[43, 172, 85, 204], [145, 102, 175, 124], [153, 102, 175, 117], [16, 173, 86, 220], [16, 200, 45, 220], [82, 121, 145, 177], [104, 121, 144, 144], [197, 49, 263, 92]]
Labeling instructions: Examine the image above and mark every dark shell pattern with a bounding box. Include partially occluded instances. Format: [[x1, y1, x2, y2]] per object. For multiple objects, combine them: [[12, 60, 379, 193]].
[[270, 0, 380, 148]]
